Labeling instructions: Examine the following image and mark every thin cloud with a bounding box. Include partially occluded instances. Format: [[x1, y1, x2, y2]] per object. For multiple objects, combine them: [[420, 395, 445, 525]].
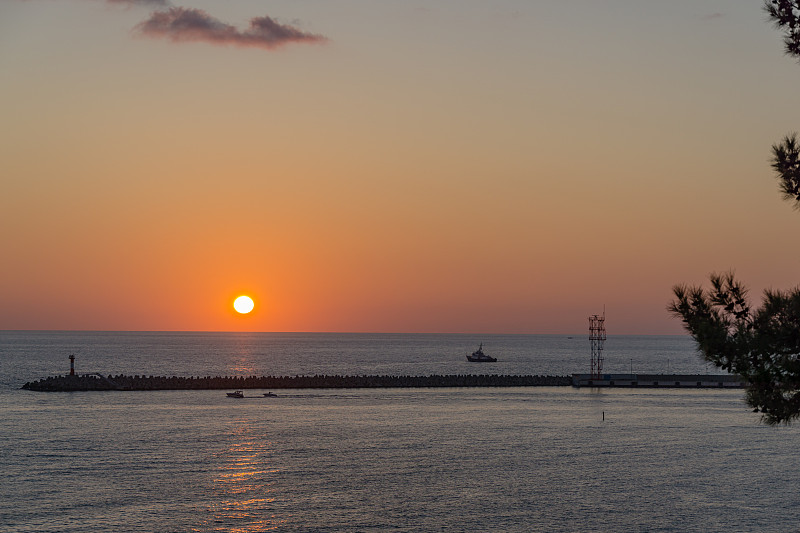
[[107, 0, 170, 5], [702, 12, 726, 22], [135, 7, 327, 49]]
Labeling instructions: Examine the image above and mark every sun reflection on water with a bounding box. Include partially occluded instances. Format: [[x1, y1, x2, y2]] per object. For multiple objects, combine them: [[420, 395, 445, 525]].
[[196, 423, 286, 532], [227, 335, 261, 375]]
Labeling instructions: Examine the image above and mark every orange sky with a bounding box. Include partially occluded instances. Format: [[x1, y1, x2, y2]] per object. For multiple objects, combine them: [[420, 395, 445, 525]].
[[2, 1, 799, 333]]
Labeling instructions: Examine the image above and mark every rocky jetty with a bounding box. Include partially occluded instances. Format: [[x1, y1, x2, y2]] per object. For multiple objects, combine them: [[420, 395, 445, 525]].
[[22, 373, 572, 391]]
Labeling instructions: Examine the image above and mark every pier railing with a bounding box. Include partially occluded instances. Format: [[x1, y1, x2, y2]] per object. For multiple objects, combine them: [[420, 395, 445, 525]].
[[571, 373, 747, 388]]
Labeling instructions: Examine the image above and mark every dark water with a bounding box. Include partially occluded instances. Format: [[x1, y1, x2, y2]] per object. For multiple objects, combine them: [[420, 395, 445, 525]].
[[2, 332, 797, 532]]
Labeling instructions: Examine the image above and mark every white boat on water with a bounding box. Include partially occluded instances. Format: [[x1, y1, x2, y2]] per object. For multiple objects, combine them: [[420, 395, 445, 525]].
[[466, 343, 497, 362], [226, 390, 244, 398]]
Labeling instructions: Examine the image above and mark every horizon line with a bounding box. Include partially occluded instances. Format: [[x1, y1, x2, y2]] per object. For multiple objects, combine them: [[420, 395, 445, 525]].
[[0, 329, 689, 336]]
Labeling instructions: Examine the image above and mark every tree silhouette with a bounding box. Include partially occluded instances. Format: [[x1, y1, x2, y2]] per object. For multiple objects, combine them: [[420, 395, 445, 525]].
[[764, 0, 800, 59], [668, 3, 800, 424], [669, 275, 800, 424], [772, 134, 800, 207]]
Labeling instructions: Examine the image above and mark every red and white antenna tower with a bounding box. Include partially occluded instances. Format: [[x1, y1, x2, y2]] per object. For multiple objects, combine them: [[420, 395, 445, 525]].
[[589, 311, 606, 379]]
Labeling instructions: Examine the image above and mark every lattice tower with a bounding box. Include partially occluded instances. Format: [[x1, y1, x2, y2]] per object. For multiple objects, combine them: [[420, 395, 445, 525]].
[[589, 313, 606, 379]]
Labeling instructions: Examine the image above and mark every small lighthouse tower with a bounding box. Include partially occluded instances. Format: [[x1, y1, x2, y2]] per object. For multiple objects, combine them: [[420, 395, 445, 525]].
[[69, 354, 75, 376], [588, 312, 606, 379]]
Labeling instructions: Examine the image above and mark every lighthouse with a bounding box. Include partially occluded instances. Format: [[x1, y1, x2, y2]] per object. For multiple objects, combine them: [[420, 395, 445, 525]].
[[69, 354, 75, 376]]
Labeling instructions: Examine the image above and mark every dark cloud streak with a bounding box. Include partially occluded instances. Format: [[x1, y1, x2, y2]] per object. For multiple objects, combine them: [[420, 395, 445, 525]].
[[14, 0, 327, 51], [135, 7, 327, 49]]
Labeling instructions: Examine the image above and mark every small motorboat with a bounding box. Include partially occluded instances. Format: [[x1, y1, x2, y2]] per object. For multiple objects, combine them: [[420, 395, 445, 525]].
[[226, 390, 244, 398], [263, 392, 278, 397], [466, 343, 497, 362]]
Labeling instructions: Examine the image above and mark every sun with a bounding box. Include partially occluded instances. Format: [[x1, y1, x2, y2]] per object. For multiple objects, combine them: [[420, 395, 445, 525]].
[[233, 295, 255, 314]]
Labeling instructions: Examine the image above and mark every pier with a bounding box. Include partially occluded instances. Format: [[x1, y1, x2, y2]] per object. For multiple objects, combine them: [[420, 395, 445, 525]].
[[571, 373, 747, 388]]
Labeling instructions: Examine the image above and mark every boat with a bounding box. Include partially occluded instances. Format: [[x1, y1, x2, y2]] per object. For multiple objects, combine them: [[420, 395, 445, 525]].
[[263, 392, 278, 397], [466, 343, 496, 362], [226, 390, 244, 398]]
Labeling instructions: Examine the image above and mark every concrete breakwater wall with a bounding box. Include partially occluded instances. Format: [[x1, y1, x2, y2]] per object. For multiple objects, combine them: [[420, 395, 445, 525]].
[[22, 373, 573, 392]]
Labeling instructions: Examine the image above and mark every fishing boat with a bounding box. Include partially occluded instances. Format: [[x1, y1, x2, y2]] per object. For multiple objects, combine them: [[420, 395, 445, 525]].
[[226, 390, 244, 398], [466, 343, 496, 362], [263, 392, 278, 397]]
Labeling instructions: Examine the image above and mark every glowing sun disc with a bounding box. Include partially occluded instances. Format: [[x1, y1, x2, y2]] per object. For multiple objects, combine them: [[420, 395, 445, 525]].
[[233, 296, 254, 314]]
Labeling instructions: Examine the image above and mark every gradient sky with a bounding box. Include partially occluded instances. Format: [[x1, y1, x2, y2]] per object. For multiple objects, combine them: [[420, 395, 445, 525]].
[[2, 0, 799, 334]]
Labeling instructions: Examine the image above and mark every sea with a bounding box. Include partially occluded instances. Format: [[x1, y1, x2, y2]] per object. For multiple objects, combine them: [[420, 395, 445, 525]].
[[1, 332, 799, 532]]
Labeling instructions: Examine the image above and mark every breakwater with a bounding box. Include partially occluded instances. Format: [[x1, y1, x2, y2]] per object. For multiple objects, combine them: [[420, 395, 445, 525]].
[[21, 373, 573, 392]]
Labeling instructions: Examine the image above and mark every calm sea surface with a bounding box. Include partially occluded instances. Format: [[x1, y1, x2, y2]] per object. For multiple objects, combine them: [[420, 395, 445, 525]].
[[1, 332, 798, 532]]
